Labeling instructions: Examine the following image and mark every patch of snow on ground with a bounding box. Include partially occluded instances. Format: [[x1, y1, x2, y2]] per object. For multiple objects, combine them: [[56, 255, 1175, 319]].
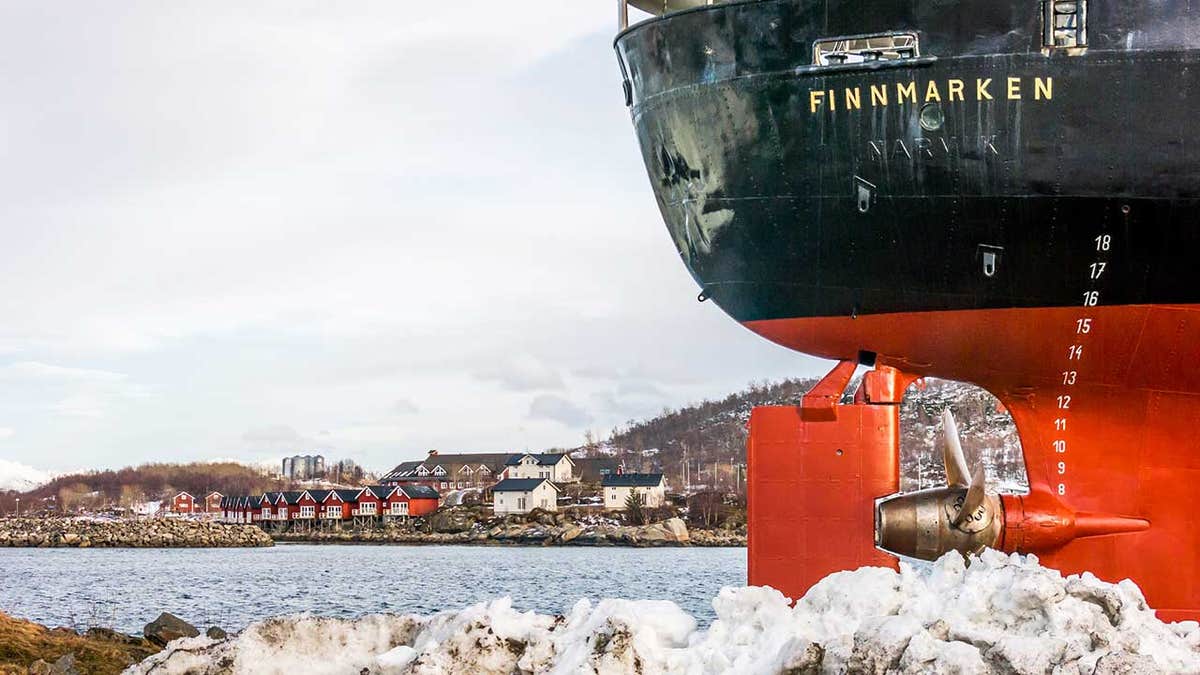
[[126, 550, 1200, 675]]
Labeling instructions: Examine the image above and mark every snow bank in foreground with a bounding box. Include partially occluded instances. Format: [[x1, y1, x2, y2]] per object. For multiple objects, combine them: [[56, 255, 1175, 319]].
[[126, 550, 1200, 675]]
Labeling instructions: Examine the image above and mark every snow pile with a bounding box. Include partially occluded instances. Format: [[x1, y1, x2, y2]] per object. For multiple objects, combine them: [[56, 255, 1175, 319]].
[[126, 550, 1200, 675]]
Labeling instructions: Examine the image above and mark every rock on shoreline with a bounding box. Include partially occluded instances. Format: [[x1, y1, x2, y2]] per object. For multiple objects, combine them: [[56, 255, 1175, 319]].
[[0, 517, 273, 548], [272, 515, 746, 547]]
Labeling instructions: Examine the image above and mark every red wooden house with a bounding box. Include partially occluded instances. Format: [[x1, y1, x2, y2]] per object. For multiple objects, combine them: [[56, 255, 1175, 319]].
[[354, 486, 388, 518], [270, 492, 289, 521], [245, 496, 263, 523], [278, 491, 307, 520], [204, 491, 223, 514], [259, 493, 278, 521], [317, 489, 360, 521], [382, 485, 440, 518], [172, 491, 196, 514]]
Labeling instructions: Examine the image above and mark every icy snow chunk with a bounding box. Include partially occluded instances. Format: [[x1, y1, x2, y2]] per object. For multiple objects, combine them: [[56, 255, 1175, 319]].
[[125, 552, 1200, 675]]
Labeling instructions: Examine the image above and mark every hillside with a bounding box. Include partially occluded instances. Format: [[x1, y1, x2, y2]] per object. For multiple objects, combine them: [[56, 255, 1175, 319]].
[[0, 462, 296, 514], [584, 376, 1026, 493]]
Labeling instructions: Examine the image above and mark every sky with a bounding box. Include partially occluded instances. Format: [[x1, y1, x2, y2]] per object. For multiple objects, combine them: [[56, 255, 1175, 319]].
[[0, 1, 829, 477]]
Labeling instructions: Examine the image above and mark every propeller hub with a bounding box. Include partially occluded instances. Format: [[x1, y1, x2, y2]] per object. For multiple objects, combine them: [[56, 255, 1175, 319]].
[[876, 488, 1004, 560]]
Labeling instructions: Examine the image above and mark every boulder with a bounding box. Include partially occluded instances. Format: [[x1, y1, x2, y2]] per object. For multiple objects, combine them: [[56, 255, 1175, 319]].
[[638, 525, 669, 544], [428, 508, 478, 534], [28, 653, 80, 675], [144, 612, 200, 646], [662, 517, 689, 542], [205, 626, 228, 640]]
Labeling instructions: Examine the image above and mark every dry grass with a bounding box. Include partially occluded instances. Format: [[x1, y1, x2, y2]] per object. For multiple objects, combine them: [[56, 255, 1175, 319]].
[[0, 612, 161, 674]]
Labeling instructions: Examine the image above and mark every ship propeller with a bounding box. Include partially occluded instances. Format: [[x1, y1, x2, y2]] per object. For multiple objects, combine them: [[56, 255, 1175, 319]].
[[875, 409, 1004, 560]]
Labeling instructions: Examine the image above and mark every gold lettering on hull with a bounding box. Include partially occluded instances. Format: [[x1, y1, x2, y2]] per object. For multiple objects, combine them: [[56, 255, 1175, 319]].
[[809, 76, 1055, 114]]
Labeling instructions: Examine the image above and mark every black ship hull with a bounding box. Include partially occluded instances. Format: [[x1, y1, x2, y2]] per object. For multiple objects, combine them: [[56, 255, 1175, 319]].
[[615, 0, 1200, 620], [616, 2, 1200, 326]]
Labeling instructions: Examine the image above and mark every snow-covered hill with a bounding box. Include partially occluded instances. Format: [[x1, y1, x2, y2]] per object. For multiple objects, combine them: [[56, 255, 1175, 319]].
[[0, 459, 52, 492], [590, 377, 1024, 492]]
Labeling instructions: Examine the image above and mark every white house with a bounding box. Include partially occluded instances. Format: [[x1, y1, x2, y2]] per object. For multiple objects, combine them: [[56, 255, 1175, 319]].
[[602, 473, 666, 510], [503, 453, 576, 483], [492, 478, 560, 514]]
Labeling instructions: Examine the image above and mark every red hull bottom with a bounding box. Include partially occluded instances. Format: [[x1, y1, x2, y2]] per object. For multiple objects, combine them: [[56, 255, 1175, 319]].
[[744, 305, 1200, 622]]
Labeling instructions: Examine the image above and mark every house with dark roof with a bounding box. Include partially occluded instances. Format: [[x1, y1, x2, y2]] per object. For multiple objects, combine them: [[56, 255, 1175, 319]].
[[503, 453, 576, 483], [246, 495, 264, 523], [602, 473, 666, 510], [574, 457, 625, 483], [492, 477, 560, 514], [381, 450, 513, 490], [382, 484, 440, 519], [314, 489, 358, 521]]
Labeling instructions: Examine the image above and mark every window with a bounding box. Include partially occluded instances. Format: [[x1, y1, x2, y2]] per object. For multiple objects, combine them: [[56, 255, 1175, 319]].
[[392, 502, 408, 515], [813, 33, 918, 66], [432, 466, 447, 476], [360, 502, 376, 515], [517, 497, 527, 510], [300, 505, 315, 518]]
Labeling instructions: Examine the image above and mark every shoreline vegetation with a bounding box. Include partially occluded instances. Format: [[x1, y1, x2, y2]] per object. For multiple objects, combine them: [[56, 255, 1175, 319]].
[[0, 510, 746, 549], [0, 612, 160, 675]]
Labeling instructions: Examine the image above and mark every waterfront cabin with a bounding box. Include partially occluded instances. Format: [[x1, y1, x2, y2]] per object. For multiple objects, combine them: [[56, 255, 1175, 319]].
[[382, 485, 440, 520], [246, 495, 263, 523], [204, 491, 223, 514], [307, 489, 332, 513], [601, 473, 666, 510], [270, 492, 289, 521], [492, 478, 559, 514], [503, 453, 576, 483], [258, 494, 276, 521], [319, 489, 360, 521], [280, 491, 306, 520], [171, 491, 196, 515], [353, 486, 389, 520]]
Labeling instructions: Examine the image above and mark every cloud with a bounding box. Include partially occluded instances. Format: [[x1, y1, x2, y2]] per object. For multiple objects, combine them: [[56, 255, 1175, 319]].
[[0, 361, 128, 383], [475, 355, 565, 392], [0, 360, 147, 420], [616, 380, 668, 399], [0, 428, 12, 440], [0, 5, 833, 473], [528, 395, 592, 428], [241, 425, 305, 444]]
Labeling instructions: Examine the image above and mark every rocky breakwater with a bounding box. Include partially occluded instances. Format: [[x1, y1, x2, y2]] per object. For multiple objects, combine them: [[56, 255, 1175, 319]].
[[276, 507, 747, 547], [0, 517, 274, 548]]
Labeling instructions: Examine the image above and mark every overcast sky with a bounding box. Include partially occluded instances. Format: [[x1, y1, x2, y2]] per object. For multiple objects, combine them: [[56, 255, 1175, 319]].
[[0, 1, 829, 476]]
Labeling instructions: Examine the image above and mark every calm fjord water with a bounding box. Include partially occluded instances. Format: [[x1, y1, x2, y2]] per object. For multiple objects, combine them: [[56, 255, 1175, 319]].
[[0, 544, 746, 634]]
